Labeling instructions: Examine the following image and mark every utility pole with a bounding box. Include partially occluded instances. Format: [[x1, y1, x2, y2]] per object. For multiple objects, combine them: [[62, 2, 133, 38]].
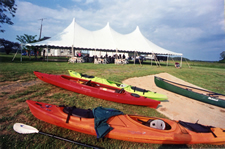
[[39, 18, 47, 40]]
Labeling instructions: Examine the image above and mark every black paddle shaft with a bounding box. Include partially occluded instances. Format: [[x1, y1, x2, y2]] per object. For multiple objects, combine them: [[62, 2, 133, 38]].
[[38, 131, 100, 149]]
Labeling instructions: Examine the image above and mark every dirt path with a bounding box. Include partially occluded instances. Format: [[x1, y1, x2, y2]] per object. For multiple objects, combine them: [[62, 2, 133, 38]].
[[0, 79, 42, 93], [0, 79, 43, 109], [123, 73, 225, 128]]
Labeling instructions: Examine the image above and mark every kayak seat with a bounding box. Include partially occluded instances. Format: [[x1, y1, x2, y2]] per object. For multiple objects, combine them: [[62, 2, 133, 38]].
[[81, 74, 95, 79], [85, 80, 92, 86], [150, 119, 166, 130], [139, 119, 171, 130], [63, 106, 94, 118], [84, 80, 96, 87], [115, 88, 125, 94]]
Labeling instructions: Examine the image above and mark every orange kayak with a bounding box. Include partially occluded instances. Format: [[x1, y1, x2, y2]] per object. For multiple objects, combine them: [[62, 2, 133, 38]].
[[27, 100, 225, 145]]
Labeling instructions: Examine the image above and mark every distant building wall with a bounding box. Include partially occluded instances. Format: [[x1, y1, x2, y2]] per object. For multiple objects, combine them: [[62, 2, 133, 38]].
[[41, 48, 72, 56], [40, 48, 129, 59]]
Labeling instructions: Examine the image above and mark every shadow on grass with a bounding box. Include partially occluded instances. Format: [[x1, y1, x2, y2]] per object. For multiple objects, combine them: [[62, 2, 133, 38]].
[[0, 53, 70, 64], [158, 144, 189, 149]]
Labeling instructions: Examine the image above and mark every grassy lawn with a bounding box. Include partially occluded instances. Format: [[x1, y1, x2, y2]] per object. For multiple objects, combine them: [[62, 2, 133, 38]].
[[0, 53, 225, 148]]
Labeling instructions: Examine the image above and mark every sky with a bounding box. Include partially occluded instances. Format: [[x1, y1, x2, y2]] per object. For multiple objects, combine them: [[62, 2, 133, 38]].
[[1, 0, 224, 61]]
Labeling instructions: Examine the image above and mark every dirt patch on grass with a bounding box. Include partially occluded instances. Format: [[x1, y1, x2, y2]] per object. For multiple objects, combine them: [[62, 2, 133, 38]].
[[0, 79, 66, 135], [123, 72, 225, 128], [0, 79, 42, 119], [0, 79, 42, 93]]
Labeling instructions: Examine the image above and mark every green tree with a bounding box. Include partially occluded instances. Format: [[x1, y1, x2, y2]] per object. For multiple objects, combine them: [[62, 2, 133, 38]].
[[16, 34, 38, 59], [16, 34, 37, 43], [220, 51, 225, 60], [0, 0, 17, 33], [0, 38, 20, 54]]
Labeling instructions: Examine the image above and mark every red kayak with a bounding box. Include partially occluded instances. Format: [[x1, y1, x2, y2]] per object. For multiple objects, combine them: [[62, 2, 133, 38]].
[[34, 71, 160, 108]]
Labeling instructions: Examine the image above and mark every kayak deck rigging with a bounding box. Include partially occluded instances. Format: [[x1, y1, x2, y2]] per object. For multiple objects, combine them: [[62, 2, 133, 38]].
[[62, 75, 127, 94]]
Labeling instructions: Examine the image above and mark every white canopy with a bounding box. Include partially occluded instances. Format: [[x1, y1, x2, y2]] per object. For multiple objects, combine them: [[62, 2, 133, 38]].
[[27, 18, 182, 56]]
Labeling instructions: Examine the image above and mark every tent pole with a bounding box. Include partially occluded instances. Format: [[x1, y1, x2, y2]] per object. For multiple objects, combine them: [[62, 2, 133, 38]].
[[20, 43, 23, 62], [152, 52, 160, 67], [167, 55, 169, 66], [94, 49, 96, 63], [72, 18, 76, 57], [12, 44, 21, 62], [116, 48, 118, 65], [72, 45, 74, 57], [47, 46, 48, 62], [171, 56, 175, 63], [134, 51, 136, 65], [180, 55, 183, 68], [116, 48, 118, 58], [185, 58, 191, 68], [136, 52, 142, 66], [12, 48, 19, 62], [151, 53, 152, 66]]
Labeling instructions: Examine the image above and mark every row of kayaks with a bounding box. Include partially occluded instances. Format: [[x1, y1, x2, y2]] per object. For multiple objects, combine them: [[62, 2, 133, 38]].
[[33, 71, 161, 108], [25, 70, 225, 145], [68, 70, 168, 101], [34, 70, 225, 108]]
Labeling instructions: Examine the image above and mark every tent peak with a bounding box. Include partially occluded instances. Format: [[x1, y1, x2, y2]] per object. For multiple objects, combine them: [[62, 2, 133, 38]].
[[135, 26, 140, 31]]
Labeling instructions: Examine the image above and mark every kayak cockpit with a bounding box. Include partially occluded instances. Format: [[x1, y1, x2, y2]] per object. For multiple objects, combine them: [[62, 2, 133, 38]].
[[61, 75, 127, 94], [61, 105, 171, 130], [128, 115, 172, 130], [131, 86, 149, 94], [81, 74, 95, 79], [62, 106, 94, 118]]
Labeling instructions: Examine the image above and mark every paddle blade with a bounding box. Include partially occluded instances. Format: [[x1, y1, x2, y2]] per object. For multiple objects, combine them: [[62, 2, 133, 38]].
[[13, 123, 39, 134]]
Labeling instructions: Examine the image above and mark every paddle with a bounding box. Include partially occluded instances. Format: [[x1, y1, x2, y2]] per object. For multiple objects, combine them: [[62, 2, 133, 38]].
[[13, 123, 100, 149]]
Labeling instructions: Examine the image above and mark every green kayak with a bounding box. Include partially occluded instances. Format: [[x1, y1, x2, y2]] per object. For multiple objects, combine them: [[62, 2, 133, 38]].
[[68, 70, 167, 101], [154, 76, 225, 108]]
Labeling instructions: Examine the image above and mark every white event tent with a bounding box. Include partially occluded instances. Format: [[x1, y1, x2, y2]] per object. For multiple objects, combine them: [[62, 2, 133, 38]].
[[26, 18, 183, 64]]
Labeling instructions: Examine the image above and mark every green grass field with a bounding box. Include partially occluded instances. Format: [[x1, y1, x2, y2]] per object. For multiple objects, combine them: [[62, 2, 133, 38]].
[[0, 53, 225, 148]]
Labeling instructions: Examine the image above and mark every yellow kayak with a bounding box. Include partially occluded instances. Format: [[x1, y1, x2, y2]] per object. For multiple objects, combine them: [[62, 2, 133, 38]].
[[68, 70, 167, 101]]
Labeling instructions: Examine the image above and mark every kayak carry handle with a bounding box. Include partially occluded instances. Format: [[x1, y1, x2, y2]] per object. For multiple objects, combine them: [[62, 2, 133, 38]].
[[131, 93, 140, 98], [36, 103, 42, 106]]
